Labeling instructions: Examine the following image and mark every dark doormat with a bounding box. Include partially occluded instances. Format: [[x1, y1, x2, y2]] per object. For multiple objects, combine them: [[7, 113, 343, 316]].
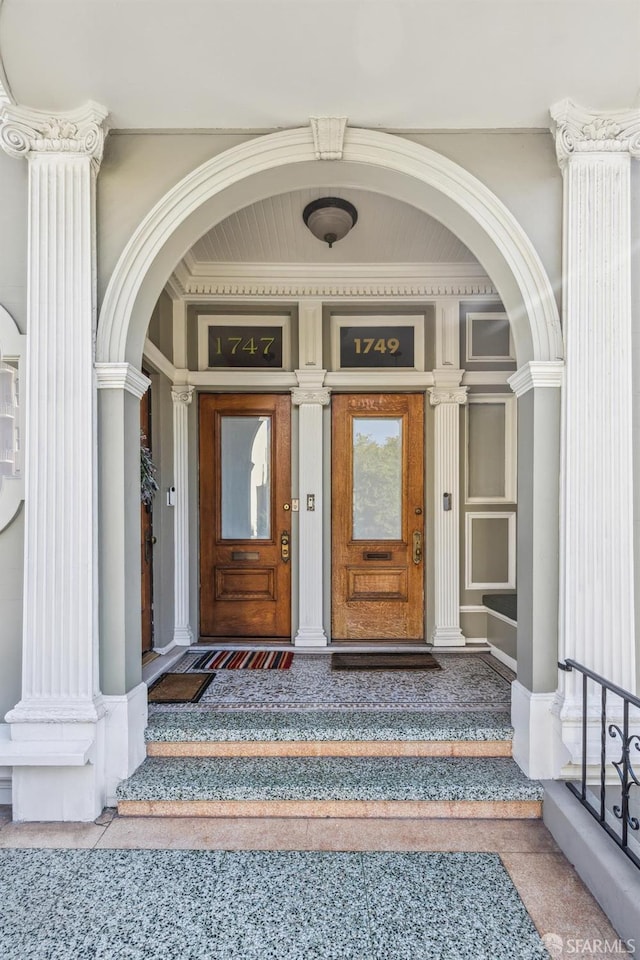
[[148, 672, 216, 704], [331, 653, 441, 671]]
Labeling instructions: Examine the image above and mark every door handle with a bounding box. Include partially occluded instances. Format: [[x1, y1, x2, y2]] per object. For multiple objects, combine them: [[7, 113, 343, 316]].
[[280, 530, 290, 563], [412, 530, 423, 565], [144, 532, 157, 563]]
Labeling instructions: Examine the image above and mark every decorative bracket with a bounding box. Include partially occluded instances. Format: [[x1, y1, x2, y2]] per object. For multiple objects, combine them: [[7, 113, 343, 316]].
[[310, 117, 347, 160]]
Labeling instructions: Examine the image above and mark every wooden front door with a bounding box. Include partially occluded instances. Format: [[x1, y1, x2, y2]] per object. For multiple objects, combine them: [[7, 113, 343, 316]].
[[332, 394, 425, 641], [199, 394, 292, 639]]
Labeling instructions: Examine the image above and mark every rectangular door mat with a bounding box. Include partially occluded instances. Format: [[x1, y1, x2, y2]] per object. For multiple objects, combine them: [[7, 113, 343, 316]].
[[148, 672, 216, 703], [191, 650, 294, 670], [331, 653, 441, 671]]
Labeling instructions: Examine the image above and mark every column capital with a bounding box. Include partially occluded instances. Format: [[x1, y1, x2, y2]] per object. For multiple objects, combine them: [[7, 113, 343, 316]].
[[291, 386, 331, 407], [508, 361, 564, 397], [171, 384, 195, 406], [0, 100, 109, 166], [550, 99, 640, 167], [428, 385, 468, 407], [95, 362, 150, 399]]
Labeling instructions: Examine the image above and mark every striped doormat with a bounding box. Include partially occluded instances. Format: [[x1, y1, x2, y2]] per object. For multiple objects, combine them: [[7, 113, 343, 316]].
[[192, 650, 294, 670]]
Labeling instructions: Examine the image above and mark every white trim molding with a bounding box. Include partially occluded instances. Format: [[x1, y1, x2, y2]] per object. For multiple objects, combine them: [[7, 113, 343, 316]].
[[95, 362, 151, 399], [465, 512, 516, 591], [508, 360, 564, 397], [170, 262, 498, 301], [465, 394, 517, 504]]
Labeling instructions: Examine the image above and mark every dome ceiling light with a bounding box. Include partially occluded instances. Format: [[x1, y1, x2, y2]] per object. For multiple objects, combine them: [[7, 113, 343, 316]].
[[302, 197, 358, 248]]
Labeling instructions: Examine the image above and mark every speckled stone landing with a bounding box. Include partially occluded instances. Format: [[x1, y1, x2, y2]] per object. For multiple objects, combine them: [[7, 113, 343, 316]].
[[0, 849, 548, 960], [145, 709, 513, 757], [117, 756, 543, 819]]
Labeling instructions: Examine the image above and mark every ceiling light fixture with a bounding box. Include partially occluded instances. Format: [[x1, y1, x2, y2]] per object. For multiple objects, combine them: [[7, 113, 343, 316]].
[[302, 197, 358, 248]]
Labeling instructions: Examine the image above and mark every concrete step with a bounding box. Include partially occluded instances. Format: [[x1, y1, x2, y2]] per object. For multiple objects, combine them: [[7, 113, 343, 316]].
[[145, 710, 513, 758], [116, 755, 542, 819]]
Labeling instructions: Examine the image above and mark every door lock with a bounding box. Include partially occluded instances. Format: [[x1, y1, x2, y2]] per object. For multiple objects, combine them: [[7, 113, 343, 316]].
[[412, 530, 423, 565], [280, 530, 290, 563]]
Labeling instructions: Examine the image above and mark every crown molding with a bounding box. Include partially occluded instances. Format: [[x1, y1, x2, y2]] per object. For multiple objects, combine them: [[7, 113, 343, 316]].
[[0, 101, 109, 165], [168, 260, 497, 300], [550, 99, 640, 167]]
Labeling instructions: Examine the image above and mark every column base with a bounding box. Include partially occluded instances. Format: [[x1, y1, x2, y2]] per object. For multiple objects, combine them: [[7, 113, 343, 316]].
[[295, 626, 328, 647], [431, 626, 465, 647], [7, 684, 148, 820], [102, 682, 148, 806], [172, 625, 194, 646], [511, 680, 569, 779]]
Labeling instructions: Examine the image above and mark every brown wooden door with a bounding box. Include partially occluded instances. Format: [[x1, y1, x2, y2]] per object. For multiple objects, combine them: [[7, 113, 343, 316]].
[[140, 383, 154, 653], [332, 393, 425, 640], [199, 394, 292, 639]]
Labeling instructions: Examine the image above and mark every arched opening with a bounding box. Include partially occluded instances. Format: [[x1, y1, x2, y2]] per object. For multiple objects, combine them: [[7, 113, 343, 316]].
[[96, 127, 563, 777]]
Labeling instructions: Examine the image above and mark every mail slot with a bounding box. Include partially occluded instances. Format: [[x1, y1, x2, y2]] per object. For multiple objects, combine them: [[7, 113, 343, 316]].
[[363, 551, 392, 561], [231, 551, 260, 561]]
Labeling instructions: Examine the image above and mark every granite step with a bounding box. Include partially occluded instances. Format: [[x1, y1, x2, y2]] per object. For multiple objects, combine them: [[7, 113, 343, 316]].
[[116, 755, 542, 819], [145, 710, 513, 758]]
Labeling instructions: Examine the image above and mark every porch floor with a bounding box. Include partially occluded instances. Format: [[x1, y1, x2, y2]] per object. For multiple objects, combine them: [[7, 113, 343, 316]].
[[0, 809, 628, 958], [149, 650, 513, 713]]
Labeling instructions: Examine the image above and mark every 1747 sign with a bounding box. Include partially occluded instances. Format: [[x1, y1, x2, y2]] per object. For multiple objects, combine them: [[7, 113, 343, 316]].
[[209, 325, 283, 368], [339, 325, 415, 368]]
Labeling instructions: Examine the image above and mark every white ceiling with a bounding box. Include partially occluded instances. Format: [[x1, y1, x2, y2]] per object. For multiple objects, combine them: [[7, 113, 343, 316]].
[[1, 1, 638, 130], [188, 188, 477, 264]]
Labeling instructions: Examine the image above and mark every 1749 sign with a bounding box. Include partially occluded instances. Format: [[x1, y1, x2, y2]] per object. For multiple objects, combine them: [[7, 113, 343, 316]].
[[339, 325, 415, 368], [208, 325, 283, 368]]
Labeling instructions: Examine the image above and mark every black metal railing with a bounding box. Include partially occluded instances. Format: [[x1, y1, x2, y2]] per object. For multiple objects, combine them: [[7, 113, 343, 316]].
[[559, 659, 640, 869]]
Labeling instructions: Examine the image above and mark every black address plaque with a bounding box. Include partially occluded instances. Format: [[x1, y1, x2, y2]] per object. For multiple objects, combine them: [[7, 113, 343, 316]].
[[208, 325, 284, 368], [339, 325, 415, 368]]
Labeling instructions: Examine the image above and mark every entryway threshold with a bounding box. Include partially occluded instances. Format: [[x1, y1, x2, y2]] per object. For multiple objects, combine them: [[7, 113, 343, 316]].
[[192, 642, 492, 654]]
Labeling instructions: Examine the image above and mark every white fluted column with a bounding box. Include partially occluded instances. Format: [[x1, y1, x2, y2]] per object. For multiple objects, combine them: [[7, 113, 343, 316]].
[[292, 372, 330, 646], [0, 102, 111, 820], [0, 103, 108, 725], [550, 101, 640, 752], [171, 385, 194, 646], [429, 375, 467, 646]]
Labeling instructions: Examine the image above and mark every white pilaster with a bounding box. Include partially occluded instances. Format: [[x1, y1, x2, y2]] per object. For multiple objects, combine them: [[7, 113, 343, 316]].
[[434, 299, 461, 369], [429, 373, 467, 646], [0, 101, 109, 819], [292, 371, 330, 646], [171, 385, 194, 646], [550, 100, 640, 757]]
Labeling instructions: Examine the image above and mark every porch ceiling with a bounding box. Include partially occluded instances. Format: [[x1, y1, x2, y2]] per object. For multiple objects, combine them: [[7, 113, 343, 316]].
[[0, 1, 638, 130], [187, 188, 478, 265]]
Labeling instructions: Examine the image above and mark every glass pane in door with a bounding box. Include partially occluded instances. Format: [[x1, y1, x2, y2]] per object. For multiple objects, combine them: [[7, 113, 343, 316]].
[[220, 416, 271, 539], [352, 417, 402, 539]]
